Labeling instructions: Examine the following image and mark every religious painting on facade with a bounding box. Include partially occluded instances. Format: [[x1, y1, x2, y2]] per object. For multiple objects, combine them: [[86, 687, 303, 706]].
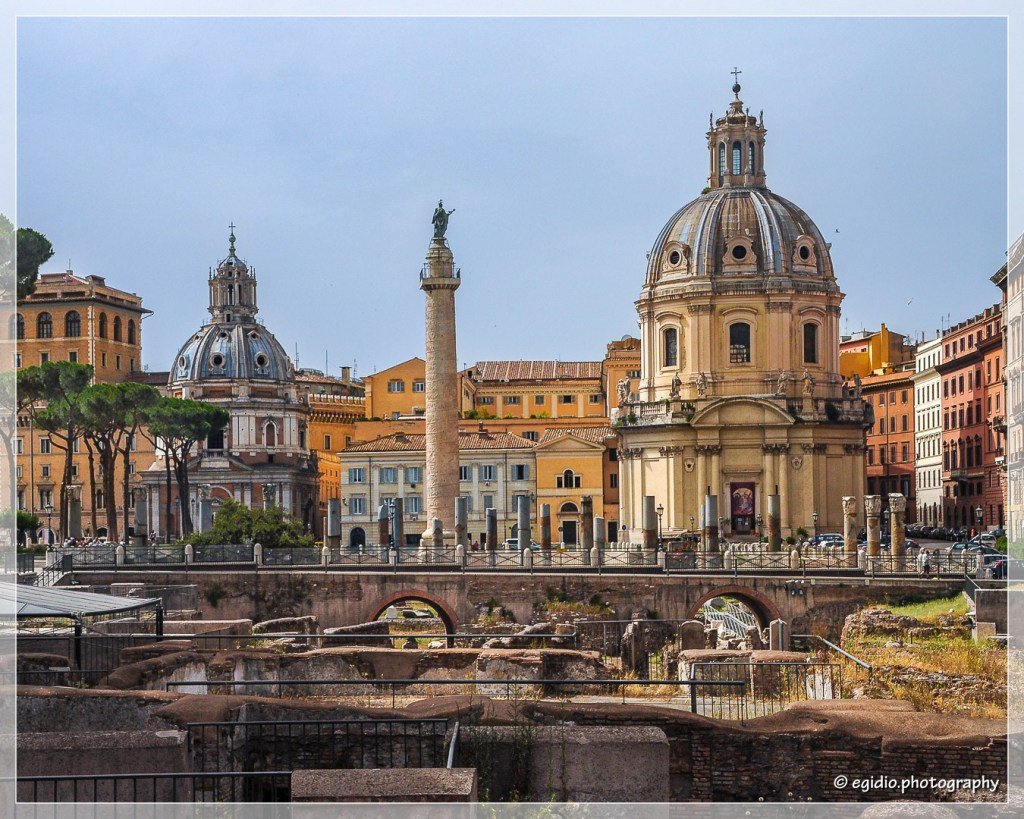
[[730, 482, 755, 534]]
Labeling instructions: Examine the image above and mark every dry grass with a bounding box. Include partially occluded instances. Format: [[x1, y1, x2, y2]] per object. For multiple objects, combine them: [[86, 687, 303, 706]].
[[884, 595, 970, 622]]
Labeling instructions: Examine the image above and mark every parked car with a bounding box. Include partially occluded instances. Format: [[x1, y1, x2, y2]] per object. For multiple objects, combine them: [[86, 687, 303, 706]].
[[811, 533, 844, 547], [970, 533, 997, 548], [947, 541, 972, 553], [501, 538, 541, 551]]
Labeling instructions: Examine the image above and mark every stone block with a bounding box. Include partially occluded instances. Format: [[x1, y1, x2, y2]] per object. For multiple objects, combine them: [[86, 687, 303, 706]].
[[678, 619, 705, 651], [290, 768, 477, 802], [460, 725, 668, 803]]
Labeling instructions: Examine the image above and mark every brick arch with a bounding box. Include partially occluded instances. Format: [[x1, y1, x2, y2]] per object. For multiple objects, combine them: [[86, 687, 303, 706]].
[[686, 584, 781, 628], [366, 588, 460, 637]]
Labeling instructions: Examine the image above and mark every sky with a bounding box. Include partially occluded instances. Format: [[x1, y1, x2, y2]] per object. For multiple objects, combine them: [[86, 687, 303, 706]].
[[16, 16, 1008, 378]]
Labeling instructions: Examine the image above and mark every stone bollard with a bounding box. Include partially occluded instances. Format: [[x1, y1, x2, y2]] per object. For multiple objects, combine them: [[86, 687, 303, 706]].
[[521, 547, 533, 569], [594, 515, 606, 554], [657, 549, 667, 571], [790, 549, 800, 570], [115, 544, 125, 566], [590, 545, 600, 568], [857, 547, 867, 571], [642, 496, 658, 552], [455, 497, 469, 550], [185, 543, 194, 564], [864, 495, 882, 557], [253, 542, 263, 565], [517, 495, 532, 553], [768, 619, 790, 651], [455, 543, 466, 568], [723, 545, 734, 571], [321, 545, 330, 567], [431, 517, 444, 551], [390, 546, 399, 567], [703, 494, 720, 554], [485, 508, 498, 565], [377, 503, 390, 551]]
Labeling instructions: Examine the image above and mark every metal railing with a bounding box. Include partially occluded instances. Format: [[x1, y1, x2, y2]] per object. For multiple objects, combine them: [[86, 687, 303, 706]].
[[189, 718, 450, 774], [193, 543, 255, 563], [18, 771, 292, 802], [262, 546, 322, 566], [17, 632, 165, 687], [685, 661, 842, 719], [124, 544, 186, 565]]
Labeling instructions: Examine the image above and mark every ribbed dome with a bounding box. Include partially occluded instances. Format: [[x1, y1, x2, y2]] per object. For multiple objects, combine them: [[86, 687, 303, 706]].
[[646, 186, 834, 283], [169, 321, 294, 385]]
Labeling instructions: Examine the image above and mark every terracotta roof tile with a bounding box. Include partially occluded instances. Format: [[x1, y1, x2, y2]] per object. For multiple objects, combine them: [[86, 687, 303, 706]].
[[469, 361, 603, 382], [539, 426, 618, 445]]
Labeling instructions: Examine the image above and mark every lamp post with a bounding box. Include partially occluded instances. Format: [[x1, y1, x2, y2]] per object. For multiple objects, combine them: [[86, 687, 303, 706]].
[[756, 513, 763, 544], [812, 510, 819, 538], [975, 505, 984, 534], [656, 503, 664, 547], [883, 508, 891, 542]]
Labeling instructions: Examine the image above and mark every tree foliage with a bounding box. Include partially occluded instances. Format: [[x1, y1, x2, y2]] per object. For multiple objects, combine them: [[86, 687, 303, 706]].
[[16, 226, 54, 300], [185, 498, 314, 549]]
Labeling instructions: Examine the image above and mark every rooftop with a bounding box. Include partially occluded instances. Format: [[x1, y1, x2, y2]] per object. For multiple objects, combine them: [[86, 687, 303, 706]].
[[539, 426, 617, 445], [468, 361, 603, 382], [345, 429, 536, 453]]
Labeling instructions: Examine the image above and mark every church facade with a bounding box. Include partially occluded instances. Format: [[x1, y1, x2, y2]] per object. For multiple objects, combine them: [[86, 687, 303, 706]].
[[616, 82, 868, 540], [138, 230, 319, 539]]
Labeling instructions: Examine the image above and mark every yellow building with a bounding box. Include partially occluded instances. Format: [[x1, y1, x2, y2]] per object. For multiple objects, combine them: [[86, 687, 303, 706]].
[[464, 360, 608, 420], [16, 269, 157, 540], [839, 324, 916, 379], [617, 81, 868, 539], [534, 426, 619, 544]]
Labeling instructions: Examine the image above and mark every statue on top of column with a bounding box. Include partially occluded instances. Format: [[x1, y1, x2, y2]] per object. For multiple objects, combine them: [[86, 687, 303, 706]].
[[432, 200, 455, 239], [616, 377, 631, 407]]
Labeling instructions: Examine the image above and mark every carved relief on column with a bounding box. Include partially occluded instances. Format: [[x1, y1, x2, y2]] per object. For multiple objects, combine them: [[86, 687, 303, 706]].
[[888, 493, 907, 558], [841, 495, 858, 565], [864, 495, 882, 557]]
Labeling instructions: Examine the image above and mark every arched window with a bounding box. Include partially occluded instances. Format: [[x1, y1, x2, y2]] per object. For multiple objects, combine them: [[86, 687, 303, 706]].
[[748, 141, 756, 174], [718, 143, 726, 177], [127, 320, 136, 345], [557, 470, 581, 489], [36, 312, 53, 339], [113, 316, 122, 342], [803, 323, 819, 364], [731, 141, 742, 176], [663, 327, 678, 367], [13, 313, 23, 340], [729, 322, 751, 364], [98, 313, 107, 338], [65, 310, 81, 338], [559, 501, 579, 514], [265, 421, 277, 447]]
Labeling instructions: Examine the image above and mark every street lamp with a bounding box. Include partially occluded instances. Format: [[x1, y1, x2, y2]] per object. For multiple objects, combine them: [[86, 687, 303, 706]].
[[755, 513, 764, 544], [812, 511, 819, 538], [44, 504, 54, 545], [656, 503, 664, 547], [975, 505, 984, 533], [883, 508, 891, 541]]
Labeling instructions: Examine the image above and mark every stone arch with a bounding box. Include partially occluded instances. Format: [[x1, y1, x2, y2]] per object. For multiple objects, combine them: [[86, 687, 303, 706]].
[[685, 584, 781, 629], [366, 588, 460, 636]]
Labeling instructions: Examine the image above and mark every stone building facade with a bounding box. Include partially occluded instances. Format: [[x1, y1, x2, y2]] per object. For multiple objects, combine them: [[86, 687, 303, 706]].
[[138, 230, 318, 539], [1002, 237, 1023, 544], [616, 81, 868, 540], [912, 335, 944, 525], [861, 367, 916, 521]]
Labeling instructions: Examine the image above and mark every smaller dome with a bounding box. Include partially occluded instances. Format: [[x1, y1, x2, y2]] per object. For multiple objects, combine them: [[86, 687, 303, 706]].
[[170, 321, 294, 385]]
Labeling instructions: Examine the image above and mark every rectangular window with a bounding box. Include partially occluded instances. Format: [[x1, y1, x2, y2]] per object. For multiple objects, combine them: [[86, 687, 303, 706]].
[[101, 352, 107, 367], [405, 495, 422, 515], [478, 396, 494, 405], [901, 444, 909, 462], [609, 448, 618, 462], [14, 354, 20, 368], [609, 473, 618, 489], [878, 418, 885, 434], [387, 379, 404, 393], [348, 468, 366, 484], [512, 464, 529, 481], [522, 431, 538, 442], [115, 355, 121, 370], [16, 438, 22, 455], [380, 467, 398, 483], [459, 465, 472, 481], [349, 496, 366, 515], [589, 394, 602, 404], [480, 465, 496, 481], [628, 370, 641, 379], [405, 467, 423, 484], [901, 415, 908, 432], [40, 352, 49, 364], [879, 447, 885, 464], [891, 445, 897, 464], [482, 494, 494, 510], [41, 465, 50, 478], [560, 395, 574, 404], [534, 395, 545, 404], [69, 351, 78, 363], [39, 438, 51, 454], [412, 380, 425, 393], [803, 323, 818, 364], [505, 395, 520, 405], [40, 489, 53, 508], [323, 434, 332, 450]]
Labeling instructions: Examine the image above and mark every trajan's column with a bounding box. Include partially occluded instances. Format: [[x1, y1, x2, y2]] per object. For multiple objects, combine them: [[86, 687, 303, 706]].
[[420, 201, 461, 541]]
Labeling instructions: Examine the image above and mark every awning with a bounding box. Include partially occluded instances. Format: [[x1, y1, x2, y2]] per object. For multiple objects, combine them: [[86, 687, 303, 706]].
[[0, 582, 161, 619]]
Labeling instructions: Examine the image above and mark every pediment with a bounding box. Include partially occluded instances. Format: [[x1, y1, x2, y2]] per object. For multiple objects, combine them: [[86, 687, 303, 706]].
[[689, 397, 794, 428]]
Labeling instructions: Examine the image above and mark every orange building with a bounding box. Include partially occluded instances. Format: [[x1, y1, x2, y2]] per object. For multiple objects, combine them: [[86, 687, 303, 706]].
[[860, 367, 916, 520]]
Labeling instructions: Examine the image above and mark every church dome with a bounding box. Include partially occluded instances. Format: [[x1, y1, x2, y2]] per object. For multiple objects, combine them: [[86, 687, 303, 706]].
[[170, 320, 294, 385], [646, 186, 835, 282], [168, 228, 295, 386]]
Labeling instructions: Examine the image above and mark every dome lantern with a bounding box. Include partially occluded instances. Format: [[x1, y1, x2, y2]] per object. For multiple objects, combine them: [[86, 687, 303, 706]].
[[208, 223, 258, 322], [707, 70, 767, 190]]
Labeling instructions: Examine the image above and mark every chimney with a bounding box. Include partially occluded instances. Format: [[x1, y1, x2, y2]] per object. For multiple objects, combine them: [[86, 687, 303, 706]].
[[341, 366, 351, 382]]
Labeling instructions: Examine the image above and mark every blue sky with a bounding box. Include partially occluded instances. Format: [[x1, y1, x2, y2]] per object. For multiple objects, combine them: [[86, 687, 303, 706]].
[[17, 16, 1007, 377]]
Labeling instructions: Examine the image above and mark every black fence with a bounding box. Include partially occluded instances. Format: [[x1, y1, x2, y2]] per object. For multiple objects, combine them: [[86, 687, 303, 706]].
[[188, 718, 450, 774], [683, 661, 842, 719], [18, 771, 291, 803], [17, 632, 165, 687]]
